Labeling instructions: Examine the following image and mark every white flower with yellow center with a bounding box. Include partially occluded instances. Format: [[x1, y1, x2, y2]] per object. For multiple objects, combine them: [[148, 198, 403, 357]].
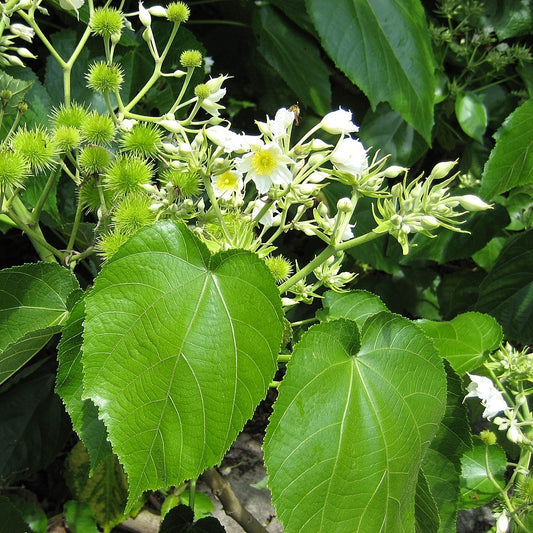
[[212, 169, 243, 198], [236, 142, 294, 194], [206, 125, 261, 153]]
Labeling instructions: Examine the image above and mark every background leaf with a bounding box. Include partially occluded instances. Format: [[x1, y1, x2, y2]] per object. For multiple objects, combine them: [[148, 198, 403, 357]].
[[422, 361, 472, 532], [318, 289, 387, 329], [0, 495, 28, 533], [306, 0, 436, 142], [480, 98, 533, 200], [455, 91, 488, 142], [0, 362, 71, 482], [254, 6, 331, 115], [417, 312, 503, 375], [82, 221, 283, 508], [0, 262, 79, 385], [458, 442, 507, 509], [65, 442, 128, 530], [474, 229, 533, 343], [56, 297, 113, 470], [264, 315, 446, 532]]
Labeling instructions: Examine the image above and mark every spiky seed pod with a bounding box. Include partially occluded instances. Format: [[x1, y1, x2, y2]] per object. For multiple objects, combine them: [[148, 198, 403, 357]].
[[0, 147, 30, 190], [50, 102, 89, 129], [10, 126, 57, 172], [90, 7, 124, 38], [160, 168, 201, 198], [53, 126, 81, 152], [81, 111, 115, 145], [96, 230, 129, 260], [78, 145, 111, 174], [104, 154, 154, 197], [86, 61, 124, 94], [120, 123, 163, 157], [264, 255, 293, 283], [112, 193, 156, 236], [166, 2, 190, 23]]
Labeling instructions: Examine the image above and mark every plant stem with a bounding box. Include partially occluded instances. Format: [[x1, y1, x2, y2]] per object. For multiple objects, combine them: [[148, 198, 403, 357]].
[[202, 468, 268, 533], [31, 166, 60, 223]]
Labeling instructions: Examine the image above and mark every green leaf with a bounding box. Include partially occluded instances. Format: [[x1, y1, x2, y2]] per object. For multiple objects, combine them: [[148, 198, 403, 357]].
[[0, 71, 33, 115], [255, 5, 331, 115], [82, 221, 283, 509], [63, 500, 99, 533], [455, 91, 488, 142], [480, 99, 533, 200], [56, 297, 113, 470], [4, 495, 47, 533], [0, 365, 71, 481], [475, 229, 533, 344], [318, 289, 387, 329], [459, 442, 506, 509], [0, 262, 79, 385], [423, 361, 471, 532], [437, 270, 486, 320], [415, 470, 439, 533], [0, 496, 28, 533], [417, 312, 503, 375], [360, 102, 428, 167], [65, 442, 128, 529], [270, 0, 317, 35], [264, 315, 446, 532], [306, 0, 435, 143], [480, 0, 533, 39]]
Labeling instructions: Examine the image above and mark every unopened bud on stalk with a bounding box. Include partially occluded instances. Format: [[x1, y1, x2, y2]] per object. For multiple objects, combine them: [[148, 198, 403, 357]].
[[429, 160, 457, 181], [382, 165, 407, 178], [337, 197, 353, 213], [456, 194, 491, 211]]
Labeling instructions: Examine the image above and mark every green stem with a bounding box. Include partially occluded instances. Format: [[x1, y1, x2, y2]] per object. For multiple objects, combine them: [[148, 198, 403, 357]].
[[124, 23, 180, 112], [202, 174, 232, 242], [66, 194, 85, 252], [31, 166, 60, 223], [6, 198, 64, 262], [278, 230, 382, 294], [168, 68, 196, 115], [277, 354, 291, 363], [188, 479, 196, 511]]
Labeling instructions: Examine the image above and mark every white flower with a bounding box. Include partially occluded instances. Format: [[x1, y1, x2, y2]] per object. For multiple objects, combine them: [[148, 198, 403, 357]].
[[200, 75, 229, 117], [118, 118, 137, 131], [59, 0, 84, 15], [256, 108, 295, 138], [494, 414, 523, 443], [147, 5, 167, 17], [236, 142, 294, 194], [138, 2, 151, 26], [251, 199, 280, 227], [203, 56, 214, 74], [9, 23, 35, 43], [331, 137, 368, 175], [212, 169, 243, 199], [205, 126, 261, 153], [496, 511, 510, 533], [465, 374, 508, 419], [320, 108, 359, 135]]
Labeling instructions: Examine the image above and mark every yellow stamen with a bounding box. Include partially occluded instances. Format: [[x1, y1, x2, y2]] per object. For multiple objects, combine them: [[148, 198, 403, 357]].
[[251, 148, 277, 176]]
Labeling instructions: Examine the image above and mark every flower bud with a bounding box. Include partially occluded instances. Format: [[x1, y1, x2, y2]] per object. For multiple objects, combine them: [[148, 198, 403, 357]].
[[456, 194, 491, 211], [420, 215, 439, 230], [337, 197, 353, 213], [382, 165, 407, 178], [320, 108, 359, 135], [429, 160, 457, 181], [138, 2, 151, 26], [148, 5, 167, 16]]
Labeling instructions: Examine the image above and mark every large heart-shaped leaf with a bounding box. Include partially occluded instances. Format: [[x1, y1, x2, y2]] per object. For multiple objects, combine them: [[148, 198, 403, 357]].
[[264, 314, 446, 532], [82, 221, 283, 508]]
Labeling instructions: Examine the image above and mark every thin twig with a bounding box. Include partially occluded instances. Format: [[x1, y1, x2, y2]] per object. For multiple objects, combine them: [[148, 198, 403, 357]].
[[202, 467, 269, 533]]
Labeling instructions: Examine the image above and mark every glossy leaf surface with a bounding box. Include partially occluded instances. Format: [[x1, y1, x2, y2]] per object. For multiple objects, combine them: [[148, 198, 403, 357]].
[[306, 0, 436, 142], [83, 221, 283, 508], [417, 312, 502, 375], [264, 315, 446, 532], [0, 262, 79, 385]]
